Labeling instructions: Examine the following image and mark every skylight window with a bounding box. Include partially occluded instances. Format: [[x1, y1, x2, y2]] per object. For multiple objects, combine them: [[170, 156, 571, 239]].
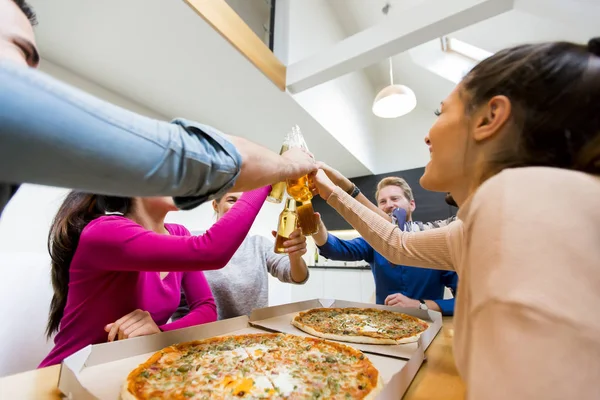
[[441, 36, 492, 62]]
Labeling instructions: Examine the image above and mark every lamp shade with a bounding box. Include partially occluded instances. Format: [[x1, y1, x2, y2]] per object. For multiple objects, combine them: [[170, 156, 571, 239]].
[[372, 84, 417, 118]]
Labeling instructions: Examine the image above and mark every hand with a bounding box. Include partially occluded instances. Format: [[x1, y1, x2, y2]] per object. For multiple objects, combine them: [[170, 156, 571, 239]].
[[384, 293, 420, 308], [280, 147, 317, 180], [316, 162, 353, 193], [313, 169, 336, 201], [104, 309, 161, 342], [272, 228, 307, 258]]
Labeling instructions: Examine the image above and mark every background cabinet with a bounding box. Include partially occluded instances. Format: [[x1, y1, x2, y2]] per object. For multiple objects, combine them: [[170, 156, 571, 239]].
[[291, 269, 375, 304]]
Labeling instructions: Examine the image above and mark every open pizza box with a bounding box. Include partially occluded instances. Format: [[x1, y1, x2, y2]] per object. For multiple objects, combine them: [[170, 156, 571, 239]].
[[57, 300, 436, 399], [249, 299, 443, 360]]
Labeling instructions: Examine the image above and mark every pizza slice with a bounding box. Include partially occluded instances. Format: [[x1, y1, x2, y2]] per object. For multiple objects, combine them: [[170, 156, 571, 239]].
[[242, 334, 382, 399], [121, 336, 277, 399]]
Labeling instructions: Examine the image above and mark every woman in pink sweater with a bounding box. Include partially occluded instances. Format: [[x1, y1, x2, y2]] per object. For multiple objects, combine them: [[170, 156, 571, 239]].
[[39, 186, 270, 367], [313, 38, 600, 399]]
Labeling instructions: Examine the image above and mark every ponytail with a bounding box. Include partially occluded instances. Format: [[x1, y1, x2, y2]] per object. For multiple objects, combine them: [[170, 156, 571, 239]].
[[45, 191, 133, 338]]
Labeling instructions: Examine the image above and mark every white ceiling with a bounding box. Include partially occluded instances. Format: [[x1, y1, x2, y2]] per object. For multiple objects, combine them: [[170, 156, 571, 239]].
[[327, 0, 599, 112], [27, 0, 371, 178]]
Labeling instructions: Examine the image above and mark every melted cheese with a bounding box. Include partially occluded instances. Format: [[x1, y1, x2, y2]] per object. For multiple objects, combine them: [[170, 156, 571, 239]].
[[360, 324, 379, 333], [272, 372, 300, 396], [253, 375, 273, 391], [228, 348, 249, 359], [244, 344, 270, 358]]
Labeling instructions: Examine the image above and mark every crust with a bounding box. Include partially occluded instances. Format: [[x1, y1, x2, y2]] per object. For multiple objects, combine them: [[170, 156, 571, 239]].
[[309, 339, 381, 396], [291, 308, 428, 345], [292, 316, 400, 344], [363, 376, 385, 400], [120, 383, 137, 400]]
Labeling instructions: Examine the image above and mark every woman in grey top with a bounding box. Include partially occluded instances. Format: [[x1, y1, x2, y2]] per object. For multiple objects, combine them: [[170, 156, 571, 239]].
[[174, 191, 309, 320]]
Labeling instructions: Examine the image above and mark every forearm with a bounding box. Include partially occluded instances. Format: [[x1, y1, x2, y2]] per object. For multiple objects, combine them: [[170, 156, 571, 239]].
[[225, 135, 289, 192], [0, 63, 240, 207], [83, 188, 269, 272], [327, 187, 455, 270], [160, 303, 217, 331], [318, 164, 389, 221], [288, 254, 309, 283], [425, 300, 442, 313], [312, 220, 329, 246], [354, 193, 391, 221]]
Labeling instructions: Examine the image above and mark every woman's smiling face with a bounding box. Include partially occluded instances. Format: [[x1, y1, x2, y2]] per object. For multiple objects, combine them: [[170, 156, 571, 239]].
[[420, 86, 473, 194]]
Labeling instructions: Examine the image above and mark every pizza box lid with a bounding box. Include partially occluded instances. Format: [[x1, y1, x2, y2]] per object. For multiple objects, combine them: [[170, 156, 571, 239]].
[[248, 298, 442, 360], [56, 313, 424, 399]]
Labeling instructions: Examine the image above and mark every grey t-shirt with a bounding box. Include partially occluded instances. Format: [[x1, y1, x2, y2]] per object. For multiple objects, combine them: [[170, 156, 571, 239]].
[[174, 235, 308, 321]]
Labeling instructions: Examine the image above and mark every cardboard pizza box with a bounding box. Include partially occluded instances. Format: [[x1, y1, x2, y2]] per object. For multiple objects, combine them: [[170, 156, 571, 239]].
[[57, 312, 426, 399], [249, 299, 442, 360]]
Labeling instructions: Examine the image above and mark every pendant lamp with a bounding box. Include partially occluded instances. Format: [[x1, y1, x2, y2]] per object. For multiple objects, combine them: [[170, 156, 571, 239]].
[[372, 57, 417, 118]]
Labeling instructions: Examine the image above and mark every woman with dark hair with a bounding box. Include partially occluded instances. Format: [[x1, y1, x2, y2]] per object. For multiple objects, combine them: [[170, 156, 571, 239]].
[[314, 38, 600, 398], [38, 186, 270, 367]]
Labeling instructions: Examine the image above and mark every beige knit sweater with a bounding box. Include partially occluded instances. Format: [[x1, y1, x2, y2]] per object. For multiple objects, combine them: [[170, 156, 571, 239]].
[[327, 167, 600, 400]]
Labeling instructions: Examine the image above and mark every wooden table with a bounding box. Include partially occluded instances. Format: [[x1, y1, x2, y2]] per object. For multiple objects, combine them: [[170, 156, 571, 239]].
[[0, 317, 464, 399], [404, 317, 465, 399]]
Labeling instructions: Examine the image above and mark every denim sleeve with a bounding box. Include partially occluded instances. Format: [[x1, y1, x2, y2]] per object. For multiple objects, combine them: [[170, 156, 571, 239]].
[[0, 61, 241, 209], [317, 235, 374, 263]]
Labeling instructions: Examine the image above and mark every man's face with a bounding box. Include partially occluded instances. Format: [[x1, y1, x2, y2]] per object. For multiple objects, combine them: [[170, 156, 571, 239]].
[[0, 0, 39, 67], [377, 185, 416, 217]]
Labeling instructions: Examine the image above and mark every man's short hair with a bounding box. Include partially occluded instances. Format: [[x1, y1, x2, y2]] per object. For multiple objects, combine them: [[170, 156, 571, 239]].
[[13, 0, 37, 25], [375, 177, 414, 202]]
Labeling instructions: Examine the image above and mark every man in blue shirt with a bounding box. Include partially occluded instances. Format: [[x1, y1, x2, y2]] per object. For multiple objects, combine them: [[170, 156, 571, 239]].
[[313, 174, 458, 315]]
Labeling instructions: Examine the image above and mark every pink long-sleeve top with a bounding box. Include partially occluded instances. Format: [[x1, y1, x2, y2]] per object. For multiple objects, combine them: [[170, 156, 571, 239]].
[[39, 187, 270, 367]]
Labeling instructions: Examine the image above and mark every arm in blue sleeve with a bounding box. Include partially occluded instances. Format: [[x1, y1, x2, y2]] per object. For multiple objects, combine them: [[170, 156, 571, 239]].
[[0, 62, 240, 209], [432, 298, 455, 316], [317, 235, 374, 263], [432, 271, 459, 315]]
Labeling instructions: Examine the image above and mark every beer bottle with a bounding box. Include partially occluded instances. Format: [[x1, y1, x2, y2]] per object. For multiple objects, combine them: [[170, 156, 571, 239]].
[[285, 126, 319, 235], [274, 198, 299, 254], [267, 140, 290, 203]]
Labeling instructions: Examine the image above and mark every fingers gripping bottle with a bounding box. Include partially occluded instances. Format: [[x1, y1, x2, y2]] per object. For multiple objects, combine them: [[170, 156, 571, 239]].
[[266, 139, 290, 203], [285, 125, 319, 235], [274, 198, 298, 254]]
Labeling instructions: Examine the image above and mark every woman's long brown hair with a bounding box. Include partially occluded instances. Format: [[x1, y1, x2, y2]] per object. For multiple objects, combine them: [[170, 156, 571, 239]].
[[461, 37, 600, 179], [46, 191, 132, 338]]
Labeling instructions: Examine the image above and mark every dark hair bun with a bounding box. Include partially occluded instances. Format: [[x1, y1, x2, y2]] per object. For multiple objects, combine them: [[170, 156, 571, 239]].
[[588, 37, 600, 56]]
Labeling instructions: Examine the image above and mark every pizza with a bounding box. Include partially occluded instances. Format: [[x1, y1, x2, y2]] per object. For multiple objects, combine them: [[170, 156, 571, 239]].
[[291, 308, 429, 345], [121, 333, 382, 399]]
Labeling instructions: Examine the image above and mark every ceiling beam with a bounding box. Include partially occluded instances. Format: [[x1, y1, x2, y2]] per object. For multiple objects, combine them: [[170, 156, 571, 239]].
[[286, 0, 515, 94], [184, 0, 287, 91]]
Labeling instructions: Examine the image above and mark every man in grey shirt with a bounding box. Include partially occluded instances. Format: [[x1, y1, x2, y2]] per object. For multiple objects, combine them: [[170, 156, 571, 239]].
[[0, 0, 316, 216]]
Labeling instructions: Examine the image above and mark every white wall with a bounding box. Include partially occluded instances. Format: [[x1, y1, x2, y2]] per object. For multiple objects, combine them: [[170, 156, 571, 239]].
[[283, 0, 378, 173], [370, 107, 436, 174]]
